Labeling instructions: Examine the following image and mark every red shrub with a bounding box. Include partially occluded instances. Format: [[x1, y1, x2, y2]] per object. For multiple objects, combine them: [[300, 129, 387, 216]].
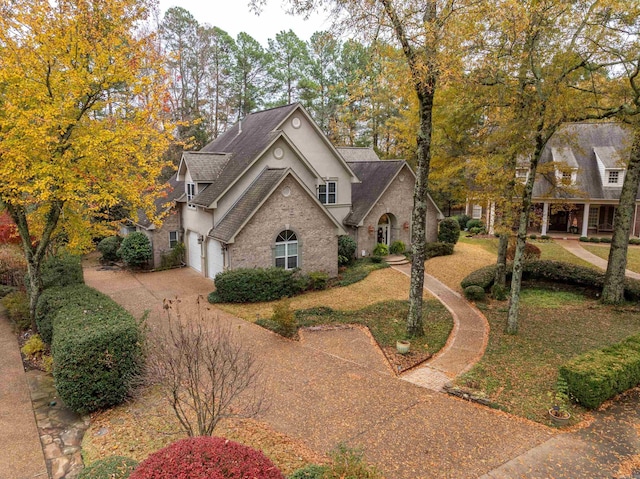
[[506, 242, 541, 262], [130, 436, 285, 479]]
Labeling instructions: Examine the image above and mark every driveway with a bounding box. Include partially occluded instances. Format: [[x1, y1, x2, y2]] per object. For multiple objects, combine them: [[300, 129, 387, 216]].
[[84, 263, 555, 478]]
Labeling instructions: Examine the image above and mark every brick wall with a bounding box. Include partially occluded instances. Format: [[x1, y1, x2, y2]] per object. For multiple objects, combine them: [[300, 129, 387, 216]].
[[228, 176, 339, 277], [149, 208, 181, 268]]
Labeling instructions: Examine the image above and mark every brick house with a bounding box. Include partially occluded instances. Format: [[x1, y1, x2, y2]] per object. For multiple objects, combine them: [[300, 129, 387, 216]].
[[136, 103, 442, 278]]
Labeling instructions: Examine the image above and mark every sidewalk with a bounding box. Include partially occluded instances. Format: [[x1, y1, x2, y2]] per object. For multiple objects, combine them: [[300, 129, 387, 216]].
[[559, 239, 640, 280], [0, 310, 48, 479]]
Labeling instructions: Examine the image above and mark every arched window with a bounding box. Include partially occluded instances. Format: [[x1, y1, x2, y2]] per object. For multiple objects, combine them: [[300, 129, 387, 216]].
[[275, 230, 298, 269]]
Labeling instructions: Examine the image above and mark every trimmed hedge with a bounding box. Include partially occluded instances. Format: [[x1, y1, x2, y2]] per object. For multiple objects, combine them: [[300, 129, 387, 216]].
[[49, 284, 142, 414], [129, 436, 284, 479], [506, 243, 541, 261], [211, 267, 305, 303], [41, 253, 84, 289], [559, 333, 640, 409], [79, 456, 138, 479], [438, 218, 461, 245], [118, 232, 152, 268], [461, 264, 497, 290], [425, 242, 454, 259], [464, 285, 485, 301], [97, 236, 123, 262]]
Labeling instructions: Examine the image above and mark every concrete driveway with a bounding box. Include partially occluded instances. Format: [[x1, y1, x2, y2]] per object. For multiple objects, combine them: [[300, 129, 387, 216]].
[[84, 263, 555, 478]]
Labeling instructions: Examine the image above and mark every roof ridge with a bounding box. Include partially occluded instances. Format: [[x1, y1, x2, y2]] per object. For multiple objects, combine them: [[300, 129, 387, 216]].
[[244, 102, 299, 117]]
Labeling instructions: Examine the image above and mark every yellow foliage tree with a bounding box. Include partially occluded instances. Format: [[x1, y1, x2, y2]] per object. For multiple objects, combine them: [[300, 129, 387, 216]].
[[0, 0, 172, 327]]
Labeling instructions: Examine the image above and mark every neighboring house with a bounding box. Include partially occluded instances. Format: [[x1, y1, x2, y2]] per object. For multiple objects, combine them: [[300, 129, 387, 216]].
[[469, 122, 640, 237], [135, 103, 441, 278]]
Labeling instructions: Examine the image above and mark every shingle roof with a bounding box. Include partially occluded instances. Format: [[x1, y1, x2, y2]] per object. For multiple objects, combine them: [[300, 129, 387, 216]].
[[337, 147, 380, 162], [182, 151, 231, 182], [551, 147, 579, 168], [210, 168, 288, 243], [593, 146, 624, 169], [137, 173, 184, 228], [343, 161, 405, 226], [533, 123, 634, 201], [192, 104, 299, 207]]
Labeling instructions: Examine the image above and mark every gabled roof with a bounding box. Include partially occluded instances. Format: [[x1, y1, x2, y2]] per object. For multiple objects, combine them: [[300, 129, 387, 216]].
[[533, 123, 634, 201], [136, 173, 183, 229], [551, 147, 579, 169], [337, 147, 380, 162], [180, 151, 231, 182], [594, 146, 624, 169], [210, 167, 346, 243], [343, 160, 408, 226]]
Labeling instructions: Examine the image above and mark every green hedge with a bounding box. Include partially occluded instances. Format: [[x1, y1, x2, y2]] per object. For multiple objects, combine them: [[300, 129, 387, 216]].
[[460, 264, 497, 290], [425, 242, 454, 259], [49, 284, 142, 414], [438, 218, 461, 245], [40, 253, 84, 290], [559, 334, 640, 409], [211, 267, 306, 303]]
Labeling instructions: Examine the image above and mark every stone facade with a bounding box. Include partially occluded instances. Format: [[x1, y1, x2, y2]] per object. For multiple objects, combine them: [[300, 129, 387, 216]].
[[356, 167, 437, 257], [144, 209, 181, 269], [228, 176, 339, 277]]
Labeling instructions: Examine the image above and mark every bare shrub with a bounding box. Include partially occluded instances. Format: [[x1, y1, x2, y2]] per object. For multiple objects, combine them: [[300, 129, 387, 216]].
[[145, 297, 264, 437]]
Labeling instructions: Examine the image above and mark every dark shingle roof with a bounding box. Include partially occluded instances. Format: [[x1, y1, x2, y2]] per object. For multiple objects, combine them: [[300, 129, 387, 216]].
[[343, 161, 405, 226], [337, 147, 380, 162], [193, 104, 299, 207], [210, 168, 288, 243], [137, 173, 183, 228], [533, 123, 634, 201], [182, 152, 231, 182]]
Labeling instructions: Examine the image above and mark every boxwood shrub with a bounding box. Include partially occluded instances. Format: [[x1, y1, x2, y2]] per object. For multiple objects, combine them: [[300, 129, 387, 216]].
[[78, 456, 138, 479], [41, 253, 84, 290], [438, 218, 461, 245], [49, 284, 142, 414], [464, 285, 485, 301], [97, 236, 123, 263], [559, 333, 640, 409], [211, 267, 306, 303]]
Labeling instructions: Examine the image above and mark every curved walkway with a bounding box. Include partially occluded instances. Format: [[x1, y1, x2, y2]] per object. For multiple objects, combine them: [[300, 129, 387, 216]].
[[392, 264, 489, 391], [558, 239, 640, 279]]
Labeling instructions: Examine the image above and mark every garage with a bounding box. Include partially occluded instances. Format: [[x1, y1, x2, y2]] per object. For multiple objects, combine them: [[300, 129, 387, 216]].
[[187, 231, 202, 273], [207, 239, 224, 280]]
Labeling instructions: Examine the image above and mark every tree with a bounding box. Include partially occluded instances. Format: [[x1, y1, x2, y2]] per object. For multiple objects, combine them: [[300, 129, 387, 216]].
[[145, 298, 264, 437], [0, 0, 171, 328], [232, 32, 269, 118], [267, 30, 310, 105]]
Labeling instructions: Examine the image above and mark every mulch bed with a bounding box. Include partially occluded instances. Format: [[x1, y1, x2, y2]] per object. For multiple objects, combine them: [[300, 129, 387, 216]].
[[382, 347, 431, 374]]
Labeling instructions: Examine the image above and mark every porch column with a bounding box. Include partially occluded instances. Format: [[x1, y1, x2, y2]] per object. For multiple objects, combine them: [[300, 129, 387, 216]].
[[541, 202, 549, 235], [488, 201, 496, 235], [582, 203, 590, 237]]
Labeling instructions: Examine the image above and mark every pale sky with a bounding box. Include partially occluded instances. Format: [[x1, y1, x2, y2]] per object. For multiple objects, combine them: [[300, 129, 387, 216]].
[[157, 0, 333, 46]]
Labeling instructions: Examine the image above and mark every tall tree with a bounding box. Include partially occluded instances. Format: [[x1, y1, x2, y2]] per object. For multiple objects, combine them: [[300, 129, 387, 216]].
[[267, 30, 310, 105], [202, 27, 236, 138], [0, 0, 171, 327], [232, 32, 269, 118]]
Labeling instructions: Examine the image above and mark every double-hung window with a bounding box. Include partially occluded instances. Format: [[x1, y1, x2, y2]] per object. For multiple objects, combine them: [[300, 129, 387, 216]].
[[275, 230, 298, 269], [318, 181, 337, 204], [169, 231, 179, 249], [187, 183, 196, 208]]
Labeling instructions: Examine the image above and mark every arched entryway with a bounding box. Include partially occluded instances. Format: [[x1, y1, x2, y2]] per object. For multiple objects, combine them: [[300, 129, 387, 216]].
[[377, 213, 396, 246]]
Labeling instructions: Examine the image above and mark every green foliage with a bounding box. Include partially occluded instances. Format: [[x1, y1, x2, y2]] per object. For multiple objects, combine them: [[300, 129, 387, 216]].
[[461, 264, 497, 290], [464, 285, 486, 301], [97, 236, 122, 262], [50, 284, 142, 414], [579, 236, 588, 242], [41, 253, 84, 290], [1, 290, 30, 331], [540, 235, 551, 241], [466, 219, 483, 230], [630, 238, 640, 246], [425, 242, 454, 259], [288, 464, 329, 479], [323, 444, 382, 479], [370, 256, 383, 263], [588, 237, 600, 242], [599, 237, 612, 243], [118, 232, 152, 268], [269, 298, 297, 338], [78, 456, 138, 479], [455, 214, 471, 231], [308, 271, 328, 291], [0, 285, 15, 298], [333, 259, 389, 287], [389, 240, 406, 254], [21, 334, 45, 358], [559, 332, 640, 409], [468, 227, 482, 235], [490, 283, 508, 301], [372, 243, 388, 257], [160, 242, 185, 269], [529, 234, 537, 240], [438, 218, 461, 245], [212, 267, 305, 303], [338, 235, 357, 266]]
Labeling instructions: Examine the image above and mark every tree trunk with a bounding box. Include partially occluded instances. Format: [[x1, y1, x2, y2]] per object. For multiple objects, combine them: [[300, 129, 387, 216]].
[[494, 234, 509, 288], [26, 259, 43, 331], [602, 127, 640, 303]]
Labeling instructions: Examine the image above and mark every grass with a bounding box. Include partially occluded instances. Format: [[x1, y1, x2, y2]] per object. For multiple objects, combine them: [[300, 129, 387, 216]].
[[581, 243, 640, 273], [425, 241, 497, 291], [535, 241, 596, 268], [456, 287, 640, 425]]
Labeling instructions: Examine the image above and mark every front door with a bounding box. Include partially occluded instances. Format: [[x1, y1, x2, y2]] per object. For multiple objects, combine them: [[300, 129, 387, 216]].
[[377, 214, 390, 245], [549, 211, 568, 232]]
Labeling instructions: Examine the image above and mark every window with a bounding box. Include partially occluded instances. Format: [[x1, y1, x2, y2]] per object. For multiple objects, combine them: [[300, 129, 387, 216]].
[[169, 231, 179, 249], [187, 183, 196, 208], [562, 171, 572, 184], [516, 169, 527, 179], [608, 171, 620, 185], [588, 208, 599, 228], [472, 204, 482, 219], [275, 230, 298, 269], [318, 181, 337, 204]]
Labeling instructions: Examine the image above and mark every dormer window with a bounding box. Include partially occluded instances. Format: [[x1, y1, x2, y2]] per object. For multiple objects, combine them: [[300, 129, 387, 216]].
[[516, 169, 528, 181], [608, 171, 620, 185], [187, 182, 196, 209]]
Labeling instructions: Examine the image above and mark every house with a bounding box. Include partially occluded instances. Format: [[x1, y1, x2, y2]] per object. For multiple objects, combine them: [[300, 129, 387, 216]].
[[133, 103, 442, 277], [469, 123, 640, 237]]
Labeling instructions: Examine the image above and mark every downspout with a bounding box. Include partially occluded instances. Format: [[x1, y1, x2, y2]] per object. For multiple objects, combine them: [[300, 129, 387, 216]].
[[634, 204, 638, 237]]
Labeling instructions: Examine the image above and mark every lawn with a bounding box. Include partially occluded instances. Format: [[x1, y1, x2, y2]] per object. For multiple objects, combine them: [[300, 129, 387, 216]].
[[581, 243, 640, 273], [455, 287, 640, 425], [425, 241, 496, 291]]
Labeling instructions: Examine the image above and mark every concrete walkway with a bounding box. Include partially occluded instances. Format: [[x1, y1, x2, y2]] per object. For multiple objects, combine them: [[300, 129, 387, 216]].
[[558, 239, 640, 279], [0, 309, 48, 479], [392, 263, 489, 391]]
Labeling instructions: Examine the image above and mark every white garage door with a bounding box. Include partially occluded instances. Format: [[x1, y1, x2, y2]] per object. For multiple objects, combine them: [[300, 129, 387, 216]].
[[187, 231, 202, 273], [207, 239, 224, 280]]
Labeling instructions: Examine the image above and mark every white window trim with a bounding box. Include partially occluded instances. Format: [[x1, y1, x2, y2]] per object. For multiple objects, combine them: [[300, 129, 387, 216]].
[[169, 231, 179, 249], [318, 180, 337, 205], [187, 182, 196, 209], [275, 230, 299, 270], [607, 170, 621, 185]]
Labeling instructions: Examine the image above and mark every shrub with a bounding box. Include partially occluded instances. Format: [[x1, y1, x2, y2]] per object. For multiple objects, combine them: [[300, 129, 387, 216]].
[[307, 271, 328, 291], [455, 214, 471, 231], [468, 227, 482, 235], [212, 267, 305, 303], [21, 334, 45, 359], [490, 283, 508, 301], [338, 235, 357, 266], [529, 234, 537, 240], [50, 284, 142, 414], [41, 253, 84, 289], [79, 456, 138, 479], [460, 264, 497, 290], [370, 256, 383, 263], [630, 238, 640, 246], [506, 243, 541, 262], [588, 237, 600, 243], [270, 298, 297, 338], [438, 218, 461, 245], [118, 232, 152, 268], [559, 333, 640, 409], [289, 464, 329, 479], [0, 285, 15, 298], [579, 236, 588, 242], [372, 243, 389, 257], [389, 240, 406, 255], [466, 219, 483, 230], [323, 444, 382, 479], [464, 285, 486, 301], [97, 236, 122, 262], [1, 290, 30, 331], [540, 235, 551, 240], [129, 437, 285, 479], [425, 242, 454, 259], [0, 245, 27, 287], [599, 237, 612, 243], [160, 242, 185, 269]]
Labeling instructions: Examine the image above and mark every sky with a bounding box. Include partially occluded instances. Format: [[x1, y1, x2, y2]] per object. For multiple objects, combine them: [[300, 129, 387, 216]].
[[157, 0, 333, 46]]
